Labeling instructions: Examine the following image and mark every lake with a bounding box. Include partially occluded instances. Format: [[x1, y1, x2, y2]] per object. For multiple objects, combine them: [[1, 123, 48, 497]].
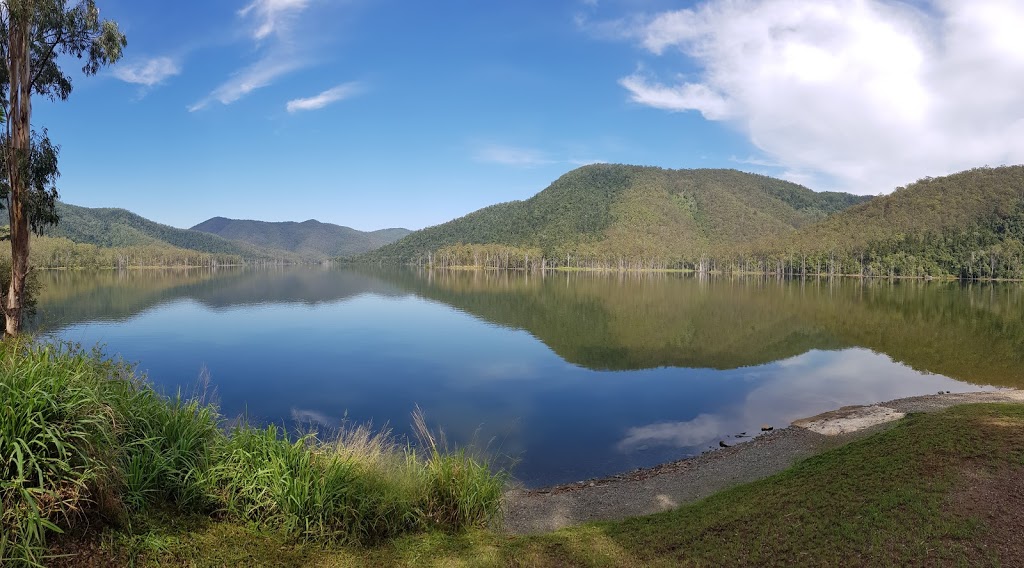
[[30, 267, 1024, 488]]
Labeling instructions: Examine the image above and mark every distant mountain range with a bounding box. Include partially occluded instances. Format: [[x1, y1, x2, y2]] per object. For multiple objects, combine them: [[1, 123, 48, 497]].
[[48, 203, 289, 260], [190, 217, 410, 259], [44, 203, 409, 261], [34, 163, 1024, 278]]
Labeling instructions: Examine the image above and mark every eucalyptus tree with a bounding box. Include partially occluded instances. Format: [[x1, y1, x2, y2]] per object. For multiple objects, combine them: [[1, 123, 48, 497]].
[[0, 0, 125, 336]]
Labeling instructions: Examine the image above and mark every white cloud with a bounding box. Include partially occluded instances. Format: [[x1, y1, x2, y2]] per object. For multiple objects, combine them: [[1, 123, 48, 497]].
[[190, 0, 315, 111], [618, 0, 1024, 193], [474, 144, 555, 167], [286, 82, 364, 113], [112, 56, 181, 87]]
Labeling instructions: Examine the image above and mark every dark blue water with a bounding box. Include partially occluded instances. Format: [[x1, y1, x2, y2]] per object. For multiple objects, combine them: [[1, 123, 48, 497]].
[[35, 267, 1016, 487]]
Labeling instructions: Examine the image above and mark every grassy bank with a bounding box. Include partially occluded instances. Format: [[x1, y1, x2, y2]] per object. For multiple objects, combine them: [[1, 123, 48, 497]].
[[66, 402, 1024, 567], [0, 341, 505, 567]]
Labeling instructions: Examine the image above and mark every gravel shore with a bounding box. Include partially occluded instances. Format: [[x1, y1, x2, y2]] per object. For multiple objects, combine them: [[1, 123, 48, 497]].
[[502, 390, 1024, 535]]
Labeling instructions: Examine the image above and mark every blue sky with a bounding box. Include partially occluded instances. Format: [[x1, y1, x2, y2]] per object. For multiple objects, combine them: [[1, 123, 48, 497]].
[[33, 0, 1024, 231]]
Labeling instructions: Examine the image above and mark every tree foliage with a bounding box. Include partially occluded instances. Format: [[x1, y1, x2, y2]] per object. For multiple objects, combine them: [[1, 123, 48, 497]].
[[0, 0, 126, 335], [0, 234, 244, 268]]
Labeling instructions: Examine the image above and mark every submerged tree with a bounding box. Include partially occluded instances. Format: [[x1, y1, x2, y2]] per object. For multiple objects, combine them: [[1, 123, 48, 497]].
[[0, 1, 125, 336]]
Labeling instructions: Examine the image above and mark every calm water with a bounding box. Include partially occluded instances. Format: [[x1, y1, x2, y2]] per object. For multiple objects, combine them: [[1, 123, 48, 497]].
[[30, 267, 1024, 487]]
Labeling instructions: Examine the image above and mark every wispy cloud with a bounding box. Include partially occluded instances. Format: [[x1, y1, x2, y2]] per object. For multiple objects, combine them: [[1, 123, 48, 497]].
[[729, 155, 780, 168], [568, 158, 605, 166], [112, 56, 181, 87], [190, 0, 316, 111], [239, 0, 310, 40], [474, 143, 606, 168], [613, 0, 1024, 193], [286, 82, 364, 113], [190, 58, 304, 112], [474, 144, 555, 167]]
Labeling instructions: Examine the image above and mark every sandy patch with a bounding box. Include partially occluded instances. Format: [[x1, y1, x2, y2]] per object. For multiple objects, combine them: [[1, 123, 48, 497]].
[[792, 405, 906, 435]]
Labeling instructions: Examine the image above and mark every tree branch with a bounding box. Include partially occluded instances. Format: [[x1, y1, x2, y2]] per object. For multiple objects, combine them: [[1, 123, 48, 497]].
[[30, 29, 62, 90]]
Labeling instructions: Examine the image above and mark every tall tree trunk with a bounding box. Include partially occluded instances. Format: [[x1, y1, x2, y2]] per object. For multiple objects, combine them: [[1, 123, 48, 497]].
[[5, 3, 33, 336]]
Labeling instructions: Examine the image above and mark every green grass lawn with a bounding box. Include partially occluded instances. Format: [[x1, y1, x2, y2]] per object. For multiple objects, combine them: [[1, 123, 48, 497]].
[[63, 402, 1024, 567]]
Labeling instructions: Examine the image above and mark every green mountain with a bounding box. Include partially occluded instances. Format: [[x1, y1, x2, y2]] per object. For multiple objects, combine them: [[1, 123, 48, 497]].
[[46, 202, 295, 260], [190, 217, 411, 259], [782, 165, 1024, 249], [361, 164, 870, 264]]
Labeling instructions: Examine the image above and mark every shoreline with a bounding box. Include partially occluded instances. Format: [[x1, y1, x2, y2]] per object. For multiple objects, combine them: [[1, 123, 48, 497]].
[[396, 264, 1024, 282], [502, 389, 1024, 534]]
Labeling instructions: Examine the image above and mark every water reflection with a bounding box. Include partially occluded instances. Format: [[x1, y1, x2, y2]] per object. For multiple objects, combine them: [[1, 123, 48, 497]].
[[31, 267, 1021, 486], [616, 349, 970, 455]]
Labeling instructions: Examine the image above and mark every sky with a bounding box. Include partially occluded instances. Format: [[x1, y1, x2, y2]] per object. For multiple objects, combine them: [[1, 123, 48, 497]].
[[32, 0, 1024, 231]]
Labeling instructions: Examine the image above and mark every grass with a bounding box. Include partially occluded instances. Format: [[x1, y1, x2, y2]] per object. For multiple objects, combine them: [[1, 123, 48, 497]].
[[0, 339, 506, 567], [81, 402, 1024, 567]]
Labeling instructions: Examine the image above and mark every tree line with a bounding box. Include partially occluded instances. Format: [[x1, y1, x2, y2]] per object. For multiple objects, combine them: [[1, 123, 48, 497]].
[[394, 199, 1024, 280]]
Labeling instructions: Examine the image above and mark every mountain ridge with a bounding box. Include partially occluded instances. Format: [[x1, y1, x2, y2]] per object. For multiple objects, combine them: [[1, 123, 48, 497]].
[[190, 217, 411, 259], [360, 163, 1024, 279], [45, 202, 297, 261], [361, 164, 871, 264]]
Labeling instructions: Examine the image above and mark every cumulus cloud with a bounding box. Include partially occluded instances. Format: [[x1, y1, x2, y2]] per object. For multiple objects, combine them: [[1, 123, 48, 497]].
[[286, 82, 364, 113], [619, 0, 1024, 193], [190, 0, 314, 111], [112, 56, 181, 87]]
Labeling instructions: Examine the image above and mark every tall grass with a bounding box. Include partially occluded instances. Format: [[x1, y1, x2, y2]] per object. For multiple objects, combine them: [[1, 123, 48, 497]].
[[0, 340, 506, 566], [412, 409, 506, 531], [0, 341, 123, 566]]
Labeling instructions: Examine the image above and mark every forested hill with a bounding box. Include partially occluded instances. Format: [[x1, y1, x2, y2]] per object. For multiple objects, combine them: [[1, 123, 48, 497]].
[[190, 217, 410, 259], [746, 165, 1024, 279], [361, 164, 869, 264], [781, 166, 1024, 253], [46, 203, 296, 261]]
